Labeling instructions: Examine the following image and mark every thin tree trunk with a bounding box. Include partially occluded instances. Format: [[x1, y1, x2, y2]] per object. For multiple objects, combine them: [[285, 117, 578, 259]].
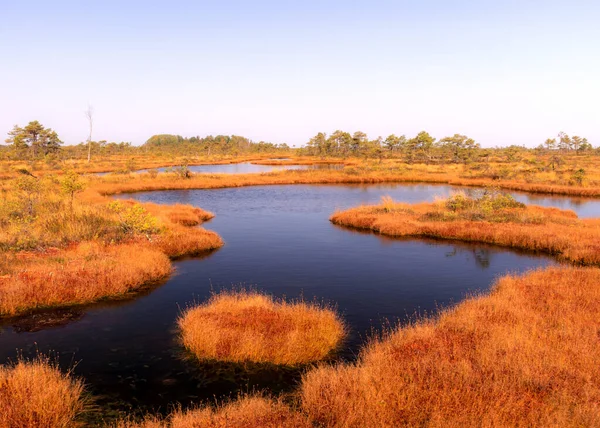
[[85, 105, 94, 163]]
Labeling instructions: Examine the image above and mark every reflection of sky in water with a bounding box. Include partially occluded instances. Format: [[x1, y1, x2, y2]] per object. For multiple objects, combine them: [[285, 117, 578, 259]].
[[97, 162, 343, 176]]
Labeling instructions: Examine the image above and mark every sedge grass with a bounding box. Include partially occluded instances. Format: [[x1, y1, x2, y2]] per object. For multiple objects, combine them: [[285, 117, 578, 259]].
[[178, 291, 346, 365], [0, 242, 172, 316], [0, 179, 223, 317], [300, 266, 600, 427], [330, 193, 600, 266], [0, 356, 86, 428]]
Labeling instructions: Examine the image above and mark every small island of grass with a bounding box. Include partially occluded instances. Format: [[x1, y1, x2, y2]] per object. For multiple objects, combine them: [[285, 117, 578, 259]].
[[178, 291, 345, 365], [330, 190, 600, 265]]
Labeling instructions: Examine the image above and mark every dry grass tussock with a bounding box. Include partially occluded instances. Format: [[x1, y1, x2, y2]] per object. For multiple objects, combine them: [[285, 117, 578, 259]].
[[331, 192, 600, 265], [0, 356, 85, 428], [179, 291, 345, 365], [0, 176, 223, 316], [300, 267, 600, 427], [115, 396, 311, 428]]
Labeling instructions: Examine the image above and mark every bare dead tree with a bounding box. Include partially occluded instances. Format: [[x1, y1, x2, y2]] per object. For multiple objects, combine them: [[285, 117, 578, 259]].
[[85, 105, 94, 163]]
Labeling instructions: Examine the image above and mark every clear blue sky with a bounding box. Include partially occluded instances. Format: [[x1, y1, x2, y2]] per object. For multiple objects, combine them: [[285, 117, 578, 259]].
[[1, 0, 598, 147]]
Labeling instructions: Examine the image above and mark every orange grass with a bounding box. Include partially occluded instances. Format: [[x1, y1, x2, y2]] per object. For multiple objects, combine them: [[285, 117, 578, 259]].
[[329, 196, 600, 266], [0, 154, 280, 178], [89, 166, 600, 198], [178, 291, 345, 365], [0, 242, 172, 316], [0, 187, 223, 316], [0, 356, 86, 428], [115, 396, 311, 428], [300, 267, 600, 426], [116, 200, 223, 258]]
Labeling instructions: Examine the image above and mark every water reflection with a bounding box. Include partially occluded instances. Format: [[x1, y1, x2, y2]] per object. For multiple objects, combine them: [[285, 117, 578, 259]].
[[10, 309, 85, 333], [96, 162, 343, 176]]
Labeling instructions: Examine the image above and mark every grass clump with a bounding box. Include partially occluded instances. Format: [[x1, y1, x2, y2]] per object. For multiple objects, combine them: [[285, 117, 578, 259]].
[[178, 290, 345, 365], [115, 396, 311, 428], [300, 267, 600, 427], [0, 356, 86, 428]]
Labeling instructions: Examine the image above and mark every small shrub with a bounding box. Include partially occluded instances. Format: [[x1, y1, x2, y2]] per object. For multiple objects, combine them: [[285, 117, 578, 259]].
[[125, 158, 137, 173], [381, 195, 396, 213], [173, 165, 191, 179], [107, 201, 161, 236], [59, 171, 85, 211], [571, 168, 586, 185], [14, 175, 41, 216], [443, 190, 525, 222], [445, 192, 471, 211]]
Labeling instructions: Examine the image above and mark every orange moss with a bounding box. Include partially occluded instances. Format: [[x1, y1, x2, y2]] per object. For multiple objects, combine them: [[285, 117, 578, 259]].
[[178, 291, 345, 365], [116, 396, 310, 428], [330, 196, 600, 265], [300, 267, 600, 426], [0, 357, 86, 428]]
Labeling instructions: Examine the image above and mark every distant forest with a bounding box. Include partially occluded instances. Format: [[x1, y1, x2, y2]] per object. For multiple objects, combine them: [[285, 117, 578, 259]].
[[143, 134, 290, 155], [1, 120, 597, 164]]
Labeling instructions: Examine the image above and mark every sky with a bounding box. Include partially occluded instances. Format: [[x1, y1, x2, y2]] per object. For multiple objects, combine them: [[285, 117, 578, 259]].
[[0, 1, 599, 148]]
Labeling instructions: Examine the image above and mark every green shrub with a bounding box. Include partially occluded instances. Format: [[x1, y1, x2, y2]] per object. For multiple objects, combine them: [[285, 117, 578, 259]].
[[107, 201, 161, 236], [442, 190, 525, 223]]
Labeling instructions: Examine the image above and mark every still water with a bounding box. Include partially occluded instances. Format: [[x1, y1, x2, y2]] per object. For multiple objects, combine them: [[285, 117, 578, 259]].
[[2, 182, 595, 417], [97, 161, 342, 176]]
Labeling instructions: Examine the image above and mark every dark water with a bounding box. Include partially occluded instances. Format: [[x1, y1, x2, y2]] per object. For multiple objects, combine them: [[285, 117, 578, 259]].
[[97, 161, 342, 176], [3, 182, 596, 419]]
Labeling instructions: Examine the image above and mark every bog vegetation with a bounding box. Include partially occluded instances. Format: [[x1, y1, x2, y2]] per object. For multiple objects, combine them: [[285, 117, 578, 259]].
[[115, 396, 311, 428], [300, 267, 600, 426], [1, 121, 600, 426], [0, 172, 222, 316], [179, 290, 345, 365], [330, 191, 600, 265], [0, 356, 86, 428]]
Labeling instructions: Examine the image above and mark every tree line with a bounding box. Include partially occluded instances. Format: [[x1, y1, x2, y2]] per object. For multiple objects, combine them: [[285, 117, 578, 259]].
[[143, 134, 290, 156], [301, 130, 597, 163], [1, 121, 290, 161], [302, 130, 481, 163], [3, 121, 596, 163], [542, 132, 593, 153]]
